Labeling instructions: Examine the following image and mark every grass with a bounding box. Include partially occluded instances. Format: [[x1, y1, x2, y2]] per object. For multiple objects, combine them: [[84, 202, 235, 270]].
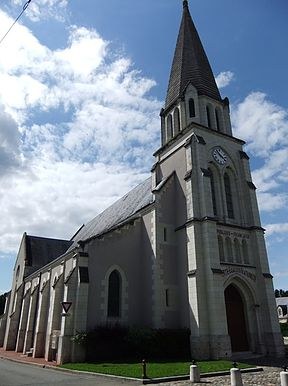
[[61, 360, 252, 379]]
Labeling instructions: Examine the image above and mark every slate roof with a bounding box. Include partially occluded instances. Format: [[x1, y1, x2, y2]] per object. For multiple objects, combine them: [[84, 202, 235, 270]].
[[276, 297, 288, 307], [70, 177, 154, 247], [25, 235, 72, 269], [165, 0, 221, 109]]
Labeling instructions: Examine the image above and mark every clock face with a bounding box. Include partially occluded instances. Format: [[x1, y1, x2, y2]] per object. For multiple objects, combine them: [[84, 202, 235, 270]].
[[212, 147, 227, 165]]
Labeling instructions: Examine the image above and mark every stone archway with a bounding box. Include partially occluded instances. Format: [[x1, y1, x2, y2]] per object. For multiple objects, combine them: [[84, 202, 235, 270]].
[[224, 284, 249, 352]]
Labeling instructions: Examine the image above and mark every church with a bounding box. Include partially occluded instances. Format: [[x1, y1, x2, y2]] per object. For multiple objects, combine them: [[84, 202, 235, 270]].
[[0, 0, 284, 364]]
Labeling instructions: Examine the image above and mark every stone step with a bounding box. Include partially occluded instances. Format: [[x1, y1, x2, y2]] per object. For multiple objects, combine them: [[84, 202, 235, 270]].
[[231, 351, 264, 361]]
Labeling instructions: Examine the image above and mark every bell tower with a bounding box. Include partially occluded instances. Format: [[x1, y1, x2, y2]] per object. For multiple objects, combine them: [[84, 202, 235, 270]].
[[152, 0, 284, 359]]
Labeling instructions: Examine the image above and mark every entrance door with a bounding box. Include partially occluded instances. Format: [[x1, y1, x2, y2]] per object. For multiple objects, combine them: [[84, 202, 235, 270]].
[[224, 284, 249, 352]]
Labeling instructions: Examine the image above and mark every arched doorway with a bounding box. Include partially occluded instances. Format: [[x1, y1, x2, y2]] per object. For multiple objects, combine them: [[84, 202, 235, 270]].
[[224, 284, 249, 352]]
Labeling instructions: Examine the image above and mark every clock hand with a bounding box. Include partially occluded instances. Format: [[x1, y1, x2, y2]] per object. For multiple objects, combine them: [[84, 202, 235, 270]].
[[216, 149, 224, 160]]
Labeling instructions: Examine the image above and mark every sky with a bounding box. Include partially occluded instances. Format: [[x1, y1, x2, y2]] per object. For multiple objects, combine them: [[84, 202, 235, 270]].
[[0, 0, 287, 293]]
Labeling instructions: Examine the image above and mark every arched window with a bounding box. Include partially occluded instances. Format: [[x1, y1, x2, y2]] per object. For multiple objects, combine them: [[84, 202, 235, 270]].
[[215, 108, 221, 131], [15, 265, 20, 282], [234, 239, 241, 264], [218, 236, 225, 262], [174, 108, 180, 134], [242, 240, 249, 264], [209, 169, 217, 216], [206, 106, 212, 128], [107, 270, 121, 318], [224, 173, 234, 219], [189, 98, 195, 118], [167, 114, 173, 140], [226, 237, 233, 263]]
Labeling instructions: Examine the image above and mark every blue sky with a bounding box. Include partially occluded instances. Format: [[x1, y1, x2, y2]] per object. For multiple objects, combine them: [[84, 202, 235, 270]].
[[0, 0, 287, 293]]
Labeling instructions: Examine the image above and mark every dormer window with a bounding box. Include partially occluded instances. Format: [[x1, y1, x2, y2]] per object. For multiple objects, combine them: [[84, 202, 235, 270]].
[[189, 98, 195, 118], [174, 108, 180, 134], [167, 114, 173, 140]]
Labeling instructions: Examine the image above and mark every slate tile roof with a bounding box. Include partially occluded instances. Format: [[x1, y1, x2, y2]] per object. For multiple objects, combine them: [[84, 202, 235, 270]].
[[70, 177, 154, 247], [276, 297, 288, 306], [276, 297, 288, 308], [165, 0, 221, 109], [25, 235, 72, 270]]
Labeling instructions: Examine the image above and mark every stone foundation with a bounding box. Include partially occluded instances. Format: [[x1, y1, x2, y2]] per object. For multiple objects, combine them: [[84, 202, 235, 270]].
[[190, 334, 232, 360]]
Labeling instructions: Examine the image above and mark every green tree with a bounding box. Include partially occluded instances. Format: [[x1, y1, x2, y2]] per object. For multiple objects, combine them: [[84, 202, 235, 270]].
[[275, 289, 288, 298]]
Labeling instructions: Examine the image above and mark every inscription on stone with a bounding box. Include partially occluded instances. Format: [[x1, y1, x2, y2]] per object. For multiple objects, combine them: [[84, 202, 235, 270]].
[[217, 229, 250, 239], [223, 266, 256, 282]]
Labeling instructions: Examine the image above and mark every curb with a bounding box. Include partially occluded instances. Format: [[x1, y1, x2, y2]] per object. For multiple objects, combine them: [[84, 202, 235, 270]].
[[0, 355, 54, 369], [142, 367, 263, 384], [0, 356, 141, 382], [0, 354, 264, 385]]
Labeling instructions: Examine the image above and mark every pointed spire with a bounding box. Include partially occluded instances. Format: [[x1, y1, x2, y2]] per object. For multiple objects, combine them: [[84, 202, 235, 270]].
[[165, 1, 221, 108], [183, 0, 188, 8]]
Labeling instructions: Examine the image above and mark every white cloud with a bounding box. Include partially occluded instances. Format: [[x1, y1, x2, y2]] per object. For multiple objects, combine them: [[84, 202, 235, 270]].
[[231, 92, 288, 213], [265, 223, 288, 237], [0, 8, 161, 259], [0, 104, 22, 175], [215, 71, 234, 89], [274, 271, 288, 278], [10, 0, 68, 22], [54, 27, 107, 79], [232, 92, 288, 157], [252, 148, 288, 192], [0, 159, 150, 254], [257, 193, 288, 212]]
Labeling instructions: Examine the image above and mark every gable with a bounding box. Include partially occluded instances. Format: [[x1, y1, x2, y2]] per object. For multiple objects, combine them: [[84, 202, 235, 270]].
[[25, 235, 72, 269]]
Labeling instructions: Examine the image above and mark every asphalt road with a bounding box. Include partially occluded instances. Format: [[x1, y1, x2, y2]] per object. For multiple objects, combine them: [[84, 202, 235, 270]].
[[0, 359, 141, 386]]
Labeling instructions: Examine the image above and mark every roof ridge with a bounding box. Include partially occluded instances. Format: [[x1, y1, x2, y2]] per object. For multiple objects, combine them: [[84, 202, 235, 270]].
[[26, 234, 71, 242]]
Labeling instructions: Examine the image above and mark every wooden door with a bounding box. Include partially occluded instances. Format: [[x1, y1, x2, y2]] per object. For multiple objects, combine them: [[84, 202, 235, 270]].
[[225, 285, 249, 352]]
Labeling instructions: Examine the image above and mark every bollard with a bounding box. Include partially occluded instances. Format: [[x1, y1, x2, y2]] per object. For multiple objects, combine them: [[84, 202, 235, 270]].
[[230, 366, 243, 386], [190, 360, 200, 383], [280, 366, 288, 386], [142, 359, 148, 379]]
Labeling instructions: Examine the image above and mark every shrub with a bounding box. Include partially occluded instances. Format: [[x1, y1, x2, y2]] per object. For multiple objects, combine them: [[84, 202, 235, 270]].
[[75, 325, 191, 362], [71, 331, 88, 345], [280, 323, 288, 337], [126, 327, 191, 360]]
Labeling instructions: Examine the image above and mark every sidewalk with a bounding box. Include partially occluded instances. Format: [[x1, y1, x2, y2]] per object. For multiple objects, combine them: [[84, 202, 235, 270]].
[[0, 347, 56, 367], [155, 352, 288, 386], [155, 366, 283, 386]]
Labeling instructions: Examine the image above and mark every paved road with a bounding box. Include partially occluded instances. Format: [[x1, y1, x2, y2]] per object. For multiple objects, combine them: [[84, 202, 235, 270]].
[[0, 359, 141, 386]]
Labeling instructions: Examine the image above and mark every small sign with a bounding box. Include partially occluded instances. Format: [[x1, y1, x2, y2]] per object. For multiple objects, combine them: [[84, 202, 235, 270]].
[[61, 301, 72, 314]]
